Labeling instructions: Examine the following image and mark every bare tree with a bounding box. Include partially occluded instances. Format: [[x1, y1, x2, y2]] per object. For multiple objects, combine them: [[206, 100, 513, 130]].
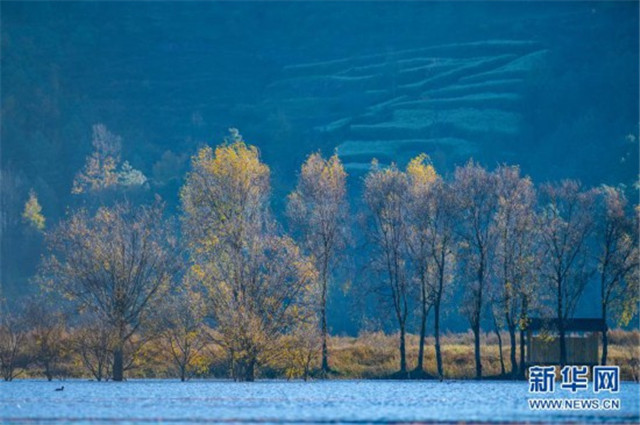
[[364, 162, 411, 376], [24, 298, 67, 381], [492, 165, 536, 378], [287, 152, 349, 376], [405, 154, 438, 375], [0, 305, 30, 381], [517, 235, 545, 379], [181, 137, 318, 381], [161, 286, 210, 381], [538, 180, 596, 367], [452, 160, 498, 380], [426, 180, 457, 380], [595, 186, 639, 365], [72, 316, 114, 381], [42, 199, 179, 381]]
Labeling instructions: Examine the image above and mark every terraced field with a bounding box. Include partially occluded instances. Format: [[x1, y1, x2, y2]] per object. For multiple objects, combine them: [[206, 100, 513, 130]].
[[252, 40, 548, 174]]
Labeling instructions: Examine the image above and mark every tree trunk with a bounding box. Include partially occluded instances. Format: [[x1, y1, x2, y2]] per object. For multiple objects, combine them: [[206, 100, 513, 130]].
[[508, 324, 518, 378], [601, 329, 609, 366], [434, 299, 443, 379], [416, 276, 427, 373], [229, 350, 236, 381], [113, 321, 125, 382], [519, 328, 526, 379], [234, 354, 257, 382], [95, 358, 103, 382], [492, 311, 505, 376], [601, 304, 609, 365], [557, 274, 567, 368], [303, 355, 311, 381], [321, 271, 330, 375], [474, 260, 484, 380], [495, 327, 505, 376], [244, 358, 255, 382], [519, 296, 528, 379], [559, 324, 567, 368], [601, 287, 609, 365], [399, 324, 407, 375], [473, 323, 482, 380], [42, 357, 53, 381], [112, 346, 124, 382]]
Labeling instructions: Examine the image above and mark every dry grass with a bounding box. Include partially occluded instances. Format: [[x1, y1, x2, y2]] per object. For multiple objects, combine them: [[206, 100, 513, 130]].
[[326, 329, 639, 381], [17, 329, 640, 381]]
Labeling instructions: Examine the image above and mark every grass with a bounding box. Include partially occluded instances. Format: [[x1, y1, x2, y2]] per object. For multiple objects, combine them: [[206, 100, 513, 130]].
[[325, 330, 639, 381], [17, 329, 639, 381]]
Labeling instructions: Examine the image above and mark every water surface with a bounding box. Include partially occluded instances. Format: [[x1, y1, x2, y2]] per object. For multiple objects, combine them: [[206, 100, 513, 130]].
[[1, 380, 638, 424]]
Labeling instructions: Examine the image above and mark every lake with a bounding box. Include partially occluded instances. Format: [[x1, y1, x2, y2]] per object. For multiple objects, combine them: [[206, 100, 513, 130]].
[[1, 380, 638, 424]]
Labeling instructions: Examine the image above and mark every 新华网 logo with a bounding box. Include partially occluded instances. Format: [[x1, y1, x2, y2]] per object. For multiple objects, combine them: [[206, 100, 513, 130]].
[[527, 365, 621, 411]]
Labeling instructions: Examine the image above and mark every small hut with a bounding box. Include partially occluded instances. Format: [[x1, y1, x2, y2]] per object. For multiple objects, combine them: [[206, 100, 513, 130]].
[[525, 318, 605, 366]]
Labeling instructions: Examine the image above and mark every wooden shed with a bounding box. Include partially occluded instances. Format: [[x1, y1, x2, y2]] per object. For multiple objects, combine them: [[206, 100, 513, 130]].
[[525, 318, 605, 366]]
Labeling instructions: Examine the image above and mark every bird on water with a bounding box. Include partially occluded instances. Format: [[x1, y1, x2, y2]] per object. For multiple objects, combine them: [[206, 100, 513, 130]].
[[55, 386, 64, 391]]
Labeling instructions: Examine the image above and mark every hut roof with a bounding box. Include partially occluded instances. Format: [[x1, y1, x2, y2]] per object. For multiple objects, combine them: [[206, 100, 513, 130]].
[[527, 318, 606, 333]]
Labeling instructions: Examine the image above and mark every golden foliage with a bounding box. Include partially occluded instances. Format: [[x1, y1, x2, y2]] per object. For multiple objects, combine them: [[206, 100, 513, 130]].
[[406, 153, 438, 195], [181, 132, 319, 381], [22, 189, 45, 230]]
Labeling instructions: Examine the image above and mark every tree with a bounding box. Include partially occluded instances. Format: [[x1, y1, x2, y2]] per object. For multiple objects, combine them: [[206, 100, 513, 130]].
[[425, 179, 457, 379], [405, 154, 438, 375], [24, 298, 67, 381], [363, 162, 411, 376], [538, 180, 596, 367], [514, 247, 546, 379], [492, 165, 536, 378], [181, 136, 318, 381], [72, 124, 147, 196], [72, 124, 122, 194], [161, 286, 210, 381], [22, 189, 45, 230], [42, 199, 179, 381], [278, 319, 321, 381], [595, 186, 639, 365], [0, 305, 30, 381], [117, 161, 148, 188], [453, 160, 498, 380], [287, 152, 349, 375], [71, 315, 114, 381]]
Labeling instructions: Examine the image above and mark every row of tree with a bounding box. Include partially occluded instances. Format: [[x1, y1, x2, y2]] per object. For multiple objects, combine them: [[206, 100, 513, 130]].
[[2, 128, 638, 382], [362, 157, 638, 379]]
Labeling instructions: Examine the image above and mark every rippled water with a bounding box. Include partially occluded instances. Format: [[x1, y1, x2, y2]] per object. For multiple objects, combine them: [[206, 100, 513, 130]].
[[1, 380, 638, 424]]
